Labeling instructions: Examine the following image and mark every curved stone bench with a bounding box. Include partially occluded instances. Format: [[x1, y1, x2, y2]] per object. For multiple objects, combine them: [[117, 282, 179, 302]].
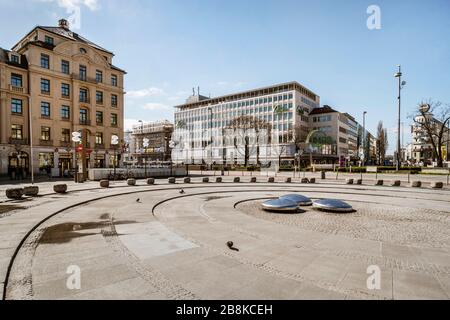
[[268, 177, 275, 183], [375, 180, 384, 186], [23, 186, 39, 197], [203, 177, 209, 183], [411, 181, 421, 188], [250, 177, 257, 183], [147, 178, 155, 185], [431, 182, 443, 189], [301, 178, 309, 184], [183, 177, 191, 183], [168, 177, 176, 184], [346, 178, 354, 185], [233, 177, 240, 183], [309, 178, 316, 184], [53, 184, 67, 194], [100, 180, 110, 188], [355, 179, 363, 185], [127, 178, 136, 186], [6, 188, 23, 200], [390, 180, 401, 187], [216, 177, 222, 183]]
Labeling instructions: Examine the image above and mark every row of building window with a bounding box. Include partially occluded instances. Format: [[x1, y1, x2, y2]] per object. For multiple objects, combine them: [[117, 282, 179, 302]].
[[10, 99, 118, 126], [11, 124, 109, 145], [40, 53, 118, 86]]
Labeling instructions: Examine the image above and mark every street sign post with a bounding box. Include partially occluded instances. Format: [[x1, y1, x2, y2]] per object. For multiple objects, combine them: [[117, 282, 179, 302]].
[[111, 135, 119, 180], [143, 138, 149, 178]]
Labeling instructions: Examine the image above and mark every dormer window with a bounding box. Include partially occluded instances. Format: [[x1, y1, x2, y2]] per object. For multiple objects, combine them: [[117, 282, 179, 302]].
[[45, 36, 54, 45], [10, 54, 20, 64], [80, 48, 87, 54]]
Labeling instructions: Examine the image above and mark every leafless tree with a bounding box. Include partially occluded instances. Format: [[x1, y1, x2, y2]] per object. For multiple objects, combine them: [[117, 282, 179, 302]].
[[410, 100, 450, 167], [376, 121, 388, 165]]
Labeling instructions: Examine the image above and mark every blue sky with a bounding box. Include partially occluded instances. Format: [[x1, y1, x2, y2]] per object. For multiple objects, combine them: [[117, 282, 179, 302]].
[[1, 0, 449, 153]]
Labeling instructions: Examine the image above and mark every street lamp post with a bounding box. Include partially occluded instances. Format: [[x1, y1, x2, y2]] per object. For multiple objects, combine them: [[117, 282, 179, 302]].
[[208, 107, 213, 170], [362, 111, 367, 166], [395, 65, 406, 171]]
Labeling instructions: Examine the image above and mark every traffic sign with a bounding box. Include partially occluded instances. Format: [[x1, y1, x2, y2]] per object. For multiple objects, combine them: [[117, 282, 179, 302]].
[[72, 131, 82, 143], [111, 135, 119, 145]]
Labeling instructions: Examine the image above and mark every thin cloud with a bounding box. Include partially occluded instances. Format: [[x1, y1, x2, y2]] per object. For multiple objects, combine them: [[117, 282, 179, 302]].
[[142, 103, 170, 111], [127, 87, 165, 98], [38, 0, 99, 11]]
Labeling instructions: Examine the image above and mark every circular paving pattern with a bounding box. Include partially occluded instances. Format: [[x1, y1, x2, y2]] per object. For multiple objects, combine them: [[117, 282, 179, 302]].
[[1, 179, 449, 300]]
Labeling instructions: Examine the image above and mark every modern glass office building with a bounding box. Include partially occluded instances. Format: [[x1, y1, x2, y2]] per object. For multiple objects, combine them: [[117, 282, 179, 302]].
[[172, 81, 320, 165]]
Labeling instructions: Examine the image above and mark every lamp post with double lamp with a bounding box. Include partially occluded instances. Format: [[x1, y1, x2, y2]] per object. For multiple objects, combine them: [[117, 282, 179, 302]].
[[394, 65, 406, 171]]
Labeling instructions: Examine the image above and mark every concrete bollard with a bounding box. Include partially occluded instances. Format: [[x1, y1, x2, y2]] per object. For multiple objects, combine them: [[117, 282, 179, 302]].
[[355, 179, 362, 185], [23, 186, 39, 197], [168, 177, 176, 184], [147, 178, 155, 185], [268, 177, 275, 183], [53, 184, 67, 194], [99, 180, 110, 188], [234, 177, 240, 183], [431, 182, 443, 189], [6, 188, 23, 200], [203, 177, 209, 183], [321, 171, 326, 179], [411, 181, 421, 188], [285, 177, 292, 183], [127, 178, 136, 186], [375, 180, 384, 186], [216, 177, 222, 183], [250, 177, 257, 183], [183, 177, 191, 184], [390, 180, 401, 187], [301, 178, 309, 184], [346, 178, 354, 185], [309, 178, 316, 184]]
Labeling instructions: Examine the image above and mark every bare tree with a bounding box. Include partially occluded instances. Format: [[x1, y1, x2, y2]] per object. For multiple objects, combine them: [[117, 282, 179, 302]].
[[410, 100, 450, 167], [227, 115, 271, 166], [376, 121, 388, 165]]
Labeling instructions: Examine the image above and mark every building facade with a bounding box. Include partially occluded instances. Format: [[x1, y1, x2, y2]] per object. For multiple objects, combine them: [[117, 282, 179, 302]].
[[129, 120, 173, 165], [0, 19, 126, 177], [171, 82, 320, 165]]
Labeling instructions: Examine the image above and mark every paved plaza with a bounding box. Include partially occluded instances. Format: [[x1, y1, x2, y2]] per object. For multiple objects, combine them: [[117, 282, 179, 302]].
[[0, 174, 449, 300]]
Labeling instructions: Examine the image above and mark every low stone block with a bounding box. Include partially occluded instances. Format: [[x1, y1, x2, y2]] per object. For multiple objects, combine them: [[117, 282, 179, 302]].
[[216, 177, 222, 183], [6, 188, 23, 200], [285, 177, 292, 183], [375, 180, 384, 186], [234, 177, 240, 183], [431, 181, 443, 189], [346, 178, 354, 185], [250, 177, 257, 183], [168, 177, 176, 184], [356, 179, 363, 185], [183, 177, 191, 183], [390, 180, 401, 187], [268, 177, 275, 183], [309, 178, 316, 184], [203, 177, 209, 183], [53, 184, 67, 194], [147, 178, 155, 185], [127, 178, 136, 186], [301, 178, 309, 184], [23, 186, 39, 196], [411, 181, 422, 188], [99, 180, 109, 188]]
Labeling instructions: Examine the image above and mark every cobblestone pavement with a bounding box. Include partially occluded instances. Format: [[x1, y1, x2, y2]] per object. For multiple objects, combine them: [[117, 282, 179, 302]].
[[1, 178, 449, 300]]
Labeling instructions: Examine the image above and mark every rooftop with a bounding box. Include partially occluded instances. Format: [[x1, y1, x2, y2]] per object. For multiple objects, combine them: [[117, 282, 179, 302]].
[[309, 105, 338, 115]]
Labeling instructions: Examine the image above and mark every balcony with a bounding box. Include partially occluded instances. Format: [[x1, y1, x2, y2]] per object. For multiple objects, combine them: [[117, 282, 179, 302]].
[[79, 119, 91, 126], [71, 73, 99, 84], [39, 139, 54, 146], [79, 97, 90, 104], [9, 85, 24, 93], [9, 137, 28, 145]]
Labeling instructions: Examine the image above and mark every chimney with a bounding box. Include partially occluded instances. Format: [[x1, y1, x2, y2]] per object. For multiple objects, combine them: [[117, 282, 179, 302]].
[[58, 19, 70, 30]]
